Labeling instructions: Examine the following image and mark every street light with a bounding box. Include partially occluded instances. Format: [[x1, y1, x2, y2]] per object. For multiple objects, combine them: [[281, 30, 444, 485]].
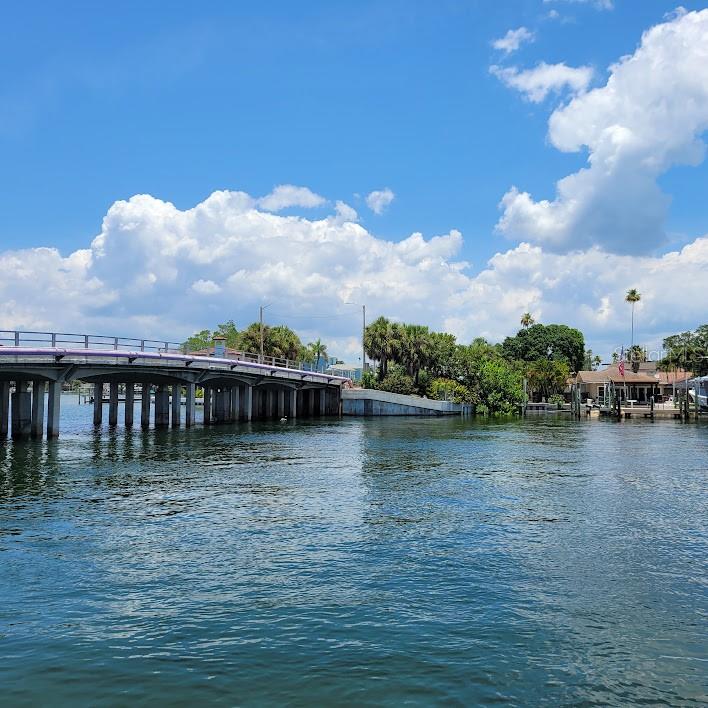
[[259, 303, 272, 363], [345, 301, 366, 377]]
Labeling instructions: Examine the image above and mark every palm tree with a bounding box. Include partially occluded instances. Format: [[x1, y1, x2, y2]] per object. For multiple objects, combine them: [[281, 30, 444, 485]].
[[625, 288, 641, 349], [307, 338, 328, 371], [520, 312, 535, 329]]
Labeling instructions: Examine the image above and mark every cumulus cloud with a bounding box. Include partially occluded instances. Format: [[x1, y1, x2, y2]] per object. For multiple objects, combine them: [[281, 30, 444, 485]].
[[365, 188, 395, 214], [496, 9, 708, 253], [334, 201, 358, 223], [0, 190, 706, 360], [492, 27, 535, 54], [490, 62, 593, 103], [257, 184, 325, 211]]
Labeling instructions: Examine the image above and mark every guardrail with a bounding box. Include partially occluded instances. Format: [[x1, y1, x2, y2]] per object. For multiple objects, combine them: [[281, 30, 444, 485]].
[[0, 330, 329, 373]]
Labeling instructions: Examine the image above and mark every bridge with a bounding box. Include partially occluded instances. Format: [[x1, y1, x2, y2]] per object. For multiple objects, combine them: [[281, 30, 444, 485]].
[[0, 330, 349, 440]]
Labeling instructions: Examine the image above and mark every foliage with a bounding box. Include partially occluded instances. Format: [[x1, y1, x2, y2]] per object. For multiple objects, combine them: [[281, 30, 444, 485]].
[[376, 365, 415, 395], [520, 312, 535, 329], [548, 393, 565, 407], [501, 323, 585, 371], [306, 338, 329, 369], [183, 319, 239, 352], [430, 378, 471, 403], [625, 288, 641, 305], [525, 358, 570, 400], [474, 358, 524, 415], [361, 370, 377, 389], [660, 324, 708, 376]]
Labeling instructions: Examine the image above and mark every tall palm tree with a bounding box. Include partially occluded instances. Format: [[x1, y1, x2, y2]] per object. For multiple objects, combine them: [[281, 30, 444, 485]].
[[307, 338, 328, 371], [625, 288, 641, 348], [520, 312, 535, 329]]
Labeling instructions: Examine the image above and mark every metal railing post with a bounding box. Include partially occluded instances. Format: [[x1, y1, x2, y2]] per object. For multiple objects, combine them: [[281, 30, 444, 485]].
[[51, 333, 57, 347], [84, 335, 89, 348], [14, 331, 20, 346]]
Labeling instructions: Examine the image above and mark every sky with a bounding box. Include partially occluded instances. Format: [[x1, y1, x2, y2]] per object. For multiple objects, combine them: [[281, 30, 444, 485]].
[[1, 0, 707, 363]]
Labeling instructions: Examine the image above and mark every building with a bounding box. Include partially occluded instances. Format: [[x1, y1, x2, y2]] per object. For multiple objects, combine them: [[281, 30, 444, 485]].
[[573, 362, 692, 404]]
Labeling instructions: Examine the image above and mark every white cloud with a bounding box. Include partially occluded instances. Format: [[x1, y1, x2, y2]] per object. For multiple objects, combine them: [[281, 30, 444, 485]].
[[497, 9, 708, 254], [0, 190, 706, 361], [190, 279, 221, 295], [334, 201, 358, 223], [365, 188, 395, 214], [257, 184, 325, 211], [492, 27, 535, 54], [490, 62, 593, 103]]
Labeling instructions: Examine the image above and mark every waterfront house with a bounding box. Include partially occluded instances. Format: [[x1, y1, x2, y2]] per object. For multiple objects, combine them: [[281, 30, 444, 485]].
[[573, 363, 693, 404]]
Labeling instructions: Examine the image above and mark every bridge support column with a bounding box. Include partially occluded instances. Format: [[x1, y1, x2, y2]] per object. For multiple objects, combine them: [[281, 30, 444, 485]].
[[203, 386, 212, 424], [108, 383, 119, 426], [0, 382, 9, 439], [172, 385, 181, 427], [266, 390, 274, 419], [31, 381, 46, 439], [309, 389, 315, 418], [141, 384, 151, 429], [47, 381, 61, 438], [230, 386, 240, 422], [278, 389, 285, 418], [290, 389, 297, 419], [214, 388, 227, 424], [12, 381, 31, 439], [185, 383, 195, 427], [319, 388, 326, 417], [124, 384, 134, 427], [93, 383, 103, 426], [155, 385, 169, 427], [245, 384, 253, 422]]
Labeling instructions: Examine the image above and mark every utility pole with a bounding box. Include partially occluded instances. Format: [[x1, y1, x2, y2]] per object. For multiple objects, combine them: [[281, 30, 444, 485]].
[[259, 304, 271, 363], [362, 304, 366, 375]]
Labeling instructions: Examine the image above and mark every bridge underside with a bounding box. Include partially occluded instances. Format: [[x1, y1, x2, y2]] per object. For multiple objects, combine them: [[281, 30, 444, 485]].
[[0, 360, 343, 440]]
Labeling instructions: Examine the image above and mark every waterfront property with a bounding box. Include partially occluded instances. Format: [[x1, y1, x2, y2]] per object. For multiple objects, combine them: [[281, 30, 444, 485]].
[[0, 331, 348, 440]]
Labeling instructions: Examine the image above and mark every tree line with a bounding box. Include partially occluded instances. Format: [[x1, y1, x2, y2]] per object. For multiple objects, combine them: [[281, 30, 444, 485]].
[[364, 316, 585, 414], [183, 320, 330, 368]]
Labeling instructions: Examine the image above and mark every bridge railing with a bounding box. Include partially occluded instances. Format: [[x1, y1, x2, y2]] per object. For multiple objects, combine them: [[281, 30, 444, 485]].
[[0, 330, 186, 354], [0, 330, 331, 373]]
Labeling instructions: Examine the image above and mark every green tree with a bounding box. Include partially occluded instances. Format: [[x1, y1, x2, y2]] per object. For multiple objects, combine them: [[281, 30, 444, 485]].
[[660, 325, 708, 376], [236, 322, 304, 361], [525, 358, 570, 401], [306, 338, 329, 370], [364, 316, 401, 381], [430, 378, 471, 403], [625, 288, 641, 349], [183, 328, 214, 353], [501, 323, 585, 371], [377, 364, 415, 395]]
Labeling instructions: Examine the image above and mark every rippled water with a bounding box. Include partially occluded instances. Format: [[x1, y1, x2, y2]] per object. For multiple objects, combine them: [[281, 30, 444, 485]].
[[1, 397, 706, 706]]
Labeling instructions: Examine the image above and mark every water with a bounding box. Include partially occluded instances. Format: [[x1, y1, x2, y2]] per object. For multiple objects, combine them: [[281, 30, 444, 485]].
[[1, 398, 706, 706]]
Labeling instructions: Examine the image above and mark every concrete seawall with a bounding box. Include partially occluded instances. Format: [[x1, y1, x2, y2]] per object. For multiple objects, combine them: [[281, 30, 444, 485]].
[[342, 389, 468, 416]]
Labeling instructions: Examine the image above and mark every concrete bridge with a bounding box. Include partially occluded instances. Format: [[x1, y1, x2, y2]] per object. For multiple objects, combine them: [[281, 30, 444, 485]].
[[0, 330, 349, 440]]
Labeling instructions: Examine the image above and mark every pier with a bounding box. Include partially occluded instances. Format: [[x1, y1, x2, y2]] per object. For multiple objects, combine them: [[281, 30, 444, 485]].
[[0, 330, 348, 440]]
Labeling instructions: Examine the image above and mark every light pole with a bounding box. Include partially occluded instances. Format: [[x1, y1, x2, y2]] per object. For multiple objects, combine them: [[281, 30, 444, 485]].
[[259, 303, 271, 363], [345, 302, 366, 378]]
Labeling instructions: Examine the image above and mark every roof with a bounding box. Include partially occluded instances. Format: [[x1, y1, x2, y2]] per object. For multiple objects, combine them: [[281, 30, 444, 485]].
[[576, 364, 693, 385]]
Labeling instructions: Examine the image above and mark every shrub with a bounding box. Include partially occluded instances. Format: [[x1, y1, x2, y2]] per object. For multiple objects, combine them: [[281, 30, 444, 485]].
[[377, 366, 415, 395], [430, 378, 471, 403]]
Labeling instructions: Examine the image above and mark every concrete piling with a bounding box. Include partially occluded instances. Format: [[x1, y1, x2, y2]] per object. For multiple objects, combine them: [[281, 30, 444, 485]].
[[290, 389, 297, 419], [172, 385, 181, 427], [108, 383, 119, 426], [12, 381, 31, 439], [185, 383, 195, 427], [47, 381, 61, 438], [319, 389, 326, 417], [230, 386, 240, 423], [155, 385, 169, 427], [124, 384, 134, 427], [31, 381, 46, 439], [93, 383, 103, 426], [245, 384, 253, 421], [278, 389, 285, 418], [0, 382, 10, 438], [141, 383, 151, 429], [203, 387, 212, 425]]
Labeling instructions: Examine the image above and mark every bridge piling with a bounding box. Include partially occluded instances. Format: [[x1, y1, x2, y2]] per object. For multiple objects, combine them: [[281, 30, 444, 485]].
[[93, 383, 103, 426], [171, 385, 181, 427], [319, 389, 326, 417], [47, 381, 61, 438], [108, 383, 119, 426], [155, 385, 169, 428], [290, 389, 297, 419], [31, 381, 46, 439], [11, 381, 31, 439], [185, 383, 195, 427], [203, 387, 212, 424], [124, 384, 134, 427], [277, 389, 285, 418], [230, 386, 240, 423], [244, 384, 253, 422], [0, 382, 9, 438], [141, 384, 151, 429], [266, 390, 274, 419]]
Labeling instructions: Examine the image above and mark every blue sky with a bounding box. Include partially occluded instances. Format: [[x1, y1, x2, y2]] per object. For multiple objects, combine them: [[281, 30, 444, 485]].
[[1, 1, 707, 359]]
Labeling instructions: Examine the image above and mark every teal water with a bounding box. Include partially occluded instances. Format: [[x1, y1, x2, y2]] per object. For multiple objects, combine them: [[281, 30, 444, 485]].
[[1, 398, 706, 706]]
